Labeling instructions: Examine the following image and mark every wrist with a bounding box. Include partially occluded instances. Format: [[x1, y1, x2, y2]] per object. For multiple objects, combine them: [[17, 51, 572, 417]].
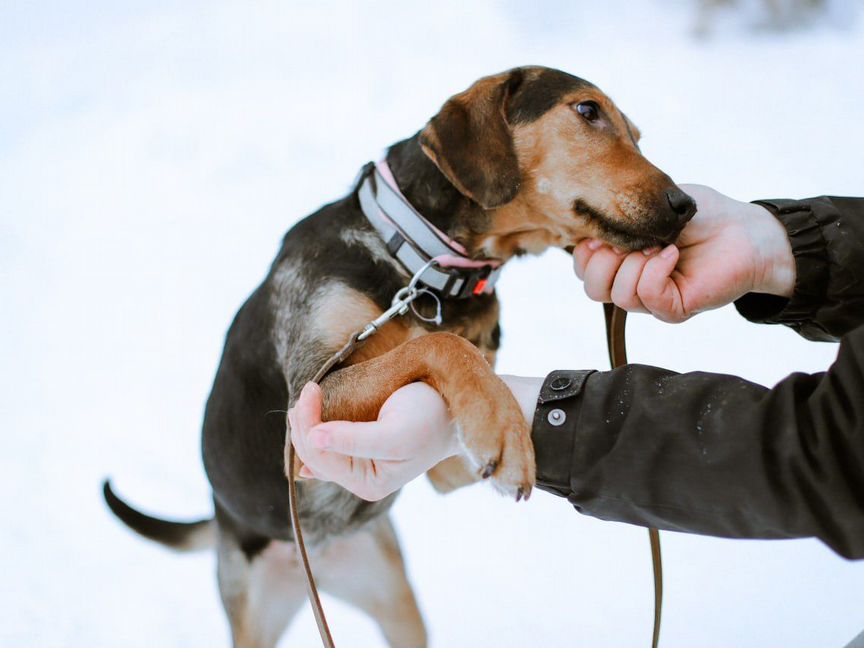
[[749, 203, 796, 298], [499, 375, 544, 424]]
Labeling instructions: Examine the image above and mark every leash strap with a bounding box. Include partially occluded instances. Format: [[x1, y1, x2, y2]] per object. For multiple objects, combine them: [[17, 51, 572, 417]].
[[287, 264, 443, 648], [604, 303, 664, 648], [287, 332, 364, 648]]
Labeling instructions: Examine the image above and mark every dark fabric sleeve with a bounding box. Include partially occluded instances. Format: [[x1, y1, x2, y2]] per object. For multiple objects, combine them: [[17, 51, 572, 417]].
[[532, 323, 864, 559], [734, 196, 864, 341]]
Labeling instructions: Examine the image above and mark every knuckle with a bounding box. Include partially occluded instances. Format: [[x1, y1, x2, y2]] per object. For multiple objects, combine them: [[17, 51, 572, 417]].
[[610, 284, 633, 308], [572, 255, 589, 279], [651, 301, 684, 323], [636, 282, 663, 307], [642, 297, 670, 318], [616, 297, 641, 313], [635, 282, 654, 301], [583, 281, 607, 302]]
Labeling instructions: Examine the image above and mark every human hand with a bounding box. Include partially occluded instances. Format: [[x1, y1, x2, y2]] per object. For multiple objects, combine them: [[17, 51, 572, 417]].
[[572, 184, 795, 322], [288, 381, 459, 501]]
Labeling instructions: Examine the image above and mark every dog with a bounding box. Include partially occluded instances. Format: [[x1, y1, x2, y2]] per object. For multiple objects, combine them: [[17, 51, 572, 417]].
[[104, 65, 696, 648]]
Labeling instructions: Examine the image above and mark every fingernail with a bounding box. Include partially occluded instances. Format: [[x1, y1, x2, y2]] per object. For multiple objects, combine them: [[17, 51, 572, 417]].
[[586, 239, 603, 250], [642, 246, 660, 257], [660, 244, 677, 259], [311, 430, 330, 450]]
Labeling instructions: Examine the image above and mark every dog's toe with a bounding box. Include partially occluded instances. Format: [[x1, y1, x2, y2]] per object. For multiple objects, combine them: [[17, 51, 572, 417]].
[[480, 458, 499, 479]]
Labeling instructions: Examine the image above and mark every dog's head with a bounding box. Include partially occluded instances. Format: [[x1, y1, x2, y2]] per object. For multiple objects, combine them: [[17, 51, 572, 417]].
[[419, 66, 696, 257]]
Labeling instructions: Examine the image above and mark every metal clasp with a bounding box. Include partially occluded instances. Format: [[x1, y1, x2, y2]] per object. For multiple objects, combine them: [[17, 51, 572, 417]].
[[356, 259, 442, 341]]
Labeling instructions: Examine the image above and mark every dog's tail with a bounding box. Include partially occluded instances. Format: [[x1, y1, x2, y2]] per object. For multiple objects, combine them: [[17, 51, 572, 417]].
[[102, 479, 215, 552]]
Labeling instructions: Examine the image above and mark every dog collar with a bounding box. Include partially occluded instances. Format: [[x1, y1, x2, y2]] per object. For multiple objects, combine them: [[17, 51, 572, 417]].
[[357, 160, 503, 299]]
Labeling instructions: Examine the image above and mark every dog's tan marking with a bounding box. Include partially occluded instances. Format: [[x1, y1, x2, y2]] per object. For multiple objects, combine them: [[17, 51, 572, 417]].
[[313, 283, 382, 350], [218, 539, 308, 648], [478, 94, 676, 258], [313, 283, 413, 365]]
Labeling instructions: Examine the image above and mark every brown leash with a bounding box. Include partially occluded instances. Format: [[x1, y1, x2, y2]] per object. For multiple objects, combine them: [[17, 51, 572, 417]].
[[286, 301, 663, 648], [604, 303, 664, 648], [286, 267, 438, 648], [287, 332, 364, 648]]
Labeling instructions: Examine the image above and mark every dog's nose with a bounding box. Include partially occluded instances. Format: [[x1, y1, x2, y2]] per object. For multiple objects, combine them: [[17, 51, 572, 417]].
[[666, 187, 697, 226]]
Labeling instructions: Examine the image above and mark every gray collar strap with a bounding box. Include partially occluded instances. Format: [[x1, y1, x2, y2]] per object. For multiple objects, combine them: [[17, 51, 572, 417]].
[[357, 160, 503, 299]]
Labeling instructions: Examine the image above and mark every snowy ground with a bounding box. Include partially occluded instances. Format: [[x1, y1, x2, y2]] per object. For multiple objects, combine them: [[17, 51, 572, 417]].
[[2, 1, 864, 646]]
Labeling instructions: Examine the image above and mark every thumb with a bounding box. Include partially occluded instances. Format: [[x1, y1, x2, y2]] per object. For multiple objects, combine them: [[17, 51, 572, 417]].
[[637, 245, 688, 323], [292, 382, 324, 432]]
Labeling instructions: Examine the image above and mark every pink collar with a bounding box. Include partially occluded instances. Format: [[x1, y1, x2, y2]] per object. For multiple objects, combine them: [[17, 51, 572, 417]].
[[375, 160, 502, 270], [356, 159, 504, 298]]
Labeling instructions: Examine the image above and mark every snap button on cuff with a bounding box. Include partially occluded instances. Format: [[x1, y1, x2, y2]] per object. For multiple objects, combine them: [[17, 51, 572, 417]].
[[547, 408, 566, 426], [550, 376, 572, 391]]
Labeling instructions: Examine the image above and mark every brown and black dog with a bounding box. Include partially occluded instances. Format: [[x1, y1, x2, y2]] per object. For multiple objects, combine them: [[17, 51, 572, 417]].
[[104, 66, 695, 647]]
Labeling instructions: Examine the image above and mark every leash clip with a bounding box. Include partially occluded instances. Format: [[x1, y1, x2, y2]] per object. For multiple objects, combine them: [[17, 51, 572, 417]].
[[356, 289, 416, 341], [356, 259, 443, 342]]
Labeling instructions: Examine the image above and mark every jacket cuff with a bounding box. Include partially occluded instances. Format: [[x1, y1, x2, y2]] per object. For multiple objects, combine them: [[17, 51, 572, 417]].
[[531, 369, 595, 497], [734, 199, 829, 325]]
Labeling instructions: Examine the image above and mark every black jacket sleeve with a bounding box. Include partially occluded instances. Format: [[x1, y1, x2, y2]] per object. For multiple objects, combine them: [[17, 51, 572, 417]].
[[734, 196, 864, 341], [532, 197, 864, 558]]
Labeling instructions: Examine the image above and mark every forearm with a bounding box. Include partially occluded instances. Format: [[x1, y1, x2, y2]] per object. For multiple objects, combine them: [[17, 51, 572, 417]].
[[525, 324, 864, 558], [500, 375, 543, 426]]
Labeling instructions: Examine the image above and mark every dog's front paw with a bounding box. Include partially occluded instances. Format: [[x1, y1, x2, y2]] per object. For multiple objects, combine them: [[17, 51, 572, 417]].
[[451, 378, 536, 501]]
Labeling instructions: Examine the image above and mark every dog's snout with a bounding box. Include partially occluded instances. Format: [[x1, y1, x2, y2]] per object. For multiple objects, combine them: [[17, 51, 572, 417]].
[[666, 188, 697, 226]]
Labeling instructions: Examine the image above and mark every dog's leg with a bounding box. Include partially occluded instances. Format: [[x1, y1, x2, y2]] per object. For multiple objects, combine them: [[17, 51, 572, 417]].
[[305, 332, 534, 497], [216, 528, 306, 648], [317, 515, 427, 648], [425, 454, 479, 493]]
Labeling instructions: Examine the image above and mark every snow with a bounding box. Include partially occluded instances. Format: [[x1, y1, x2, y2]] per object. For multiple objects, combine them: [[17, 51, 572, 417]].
[[1, 1, 863, 646]]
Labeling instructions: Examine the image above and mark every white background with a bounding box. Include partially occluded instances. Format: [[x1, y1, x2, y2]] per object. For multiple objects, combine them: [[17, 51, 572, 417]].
[[2, 1, 863, 646]]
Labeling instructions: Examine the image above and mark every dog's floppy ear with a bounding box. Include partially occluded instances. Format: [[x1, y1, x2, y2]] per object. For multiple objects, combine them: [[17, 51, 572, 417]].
[[419, 70, 523, 209]]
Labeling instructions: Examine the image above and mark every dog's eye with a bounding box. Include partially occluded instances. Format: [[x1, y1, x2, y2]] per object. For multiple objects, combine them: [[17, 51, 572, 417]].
[[574, 101, 600, 122]]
